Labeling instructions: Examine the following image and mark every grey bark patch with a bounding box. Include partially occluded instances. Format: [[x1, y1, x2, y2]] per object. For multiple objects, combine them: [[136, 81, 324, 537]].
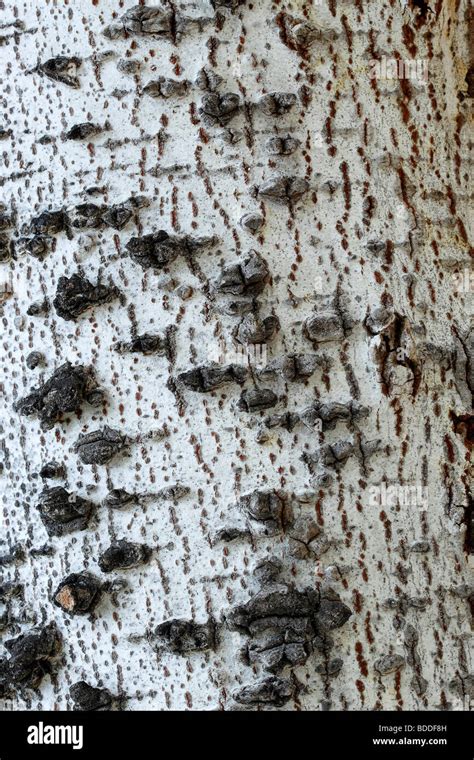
[[237, 490, 290, 534], [15, 362, 97, 430], [69, 203, 111, 230], [218, 298, 258, 317], [225, 582, 347, 672], [26, 351, 44, 370], [315, 597, 353, 632], [266, 136, 301, 155], [195, 67, 223, 91], [0, 211, 13, 231], [226, 581, 348, 674], [100, 203, 136, 231], [114, 330, 173, 358], [233, 676, 294, 706], [411, 674, 428, 697], [125, 230, 216, 271], [103, 5, 174, 40], [273, 12, 320, 51], [452, 328, 473, 407], [253, 558, 282, 585], [365, 239, 387, 255], [266, 401, 369, 434], [53, 573, 102, 615], [316, 658, 344, 677], [0, 549, 25, 569], [234, 313, 278, 345], [0, 233, 12, 262], [304, 311, 345, 344], [0, 581, 23, 601], [198, 93, 241, 127], [258, 92, 297, 116], [448, 673, 474, 700], [70, 200, 142, 231], [26, 299, 50, 317], [64, 122, 102, 141], [239, 212, 264, 233], [237, 388, 278, 413], [53, 274, 120, 321], [242, 626, 312, 672], [74, 427, 127, 466], [226, 583, 320, 634], [117, 58, 142, 75], [143, 78, 190, 98], [39, 461, 65, 479], [177, 364, 247, 392], [18, 236, 50, 259], [36, 56, 82, 88], [299, 401, 370, 432], [254, 175, 309, 203], [214, 251, 269, 296], [258, 353, 326, 382], [175, 284, 193, 300], [303, 440, 356, 472], [0, 622, 62, 691], [364, 306, 395, 335], [211, 0, 246, 8], [374, 654, 406, 675], [410, 540, 431, 553], [103, 489, 137, 509], [27, 209, 69, 237], [36, 487, 94, 537], [70, 681, 113, 711], [98, 540, 152, 573], [210, 527, 251, 545], [156, 484, 190, 501], [150, 618, 218, 654], [219, 127, 243, 144], [287, 515, 322, 559]]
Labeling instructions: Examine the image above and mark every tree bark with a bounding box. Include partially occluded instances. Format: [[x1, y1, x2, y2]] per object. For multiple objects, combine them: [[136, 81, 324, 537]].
[[0, 0, 472, 711]]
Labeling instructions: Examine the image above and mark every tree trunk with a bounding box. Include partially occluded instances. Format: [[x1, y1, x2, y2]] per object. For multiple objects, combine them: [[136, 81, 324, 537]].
[[0, 0, 472, 712]]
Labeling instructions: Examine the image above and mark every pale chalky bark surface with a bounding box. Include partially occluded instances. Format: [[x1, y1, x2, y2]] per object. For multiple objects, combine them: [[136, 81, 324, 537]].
[[0, 0, 472, 711]]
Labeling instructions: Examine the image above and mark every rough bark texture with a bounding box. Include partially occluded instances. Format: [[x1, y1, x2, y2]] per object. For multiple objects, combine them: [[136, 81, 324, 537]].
[[0, 0, 472, 711]]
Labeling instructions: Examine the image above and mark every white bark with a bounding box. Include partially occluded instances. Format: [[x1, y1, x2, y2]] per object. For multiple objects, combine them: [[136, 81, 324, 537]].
[[0, 0, 472, 711]]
